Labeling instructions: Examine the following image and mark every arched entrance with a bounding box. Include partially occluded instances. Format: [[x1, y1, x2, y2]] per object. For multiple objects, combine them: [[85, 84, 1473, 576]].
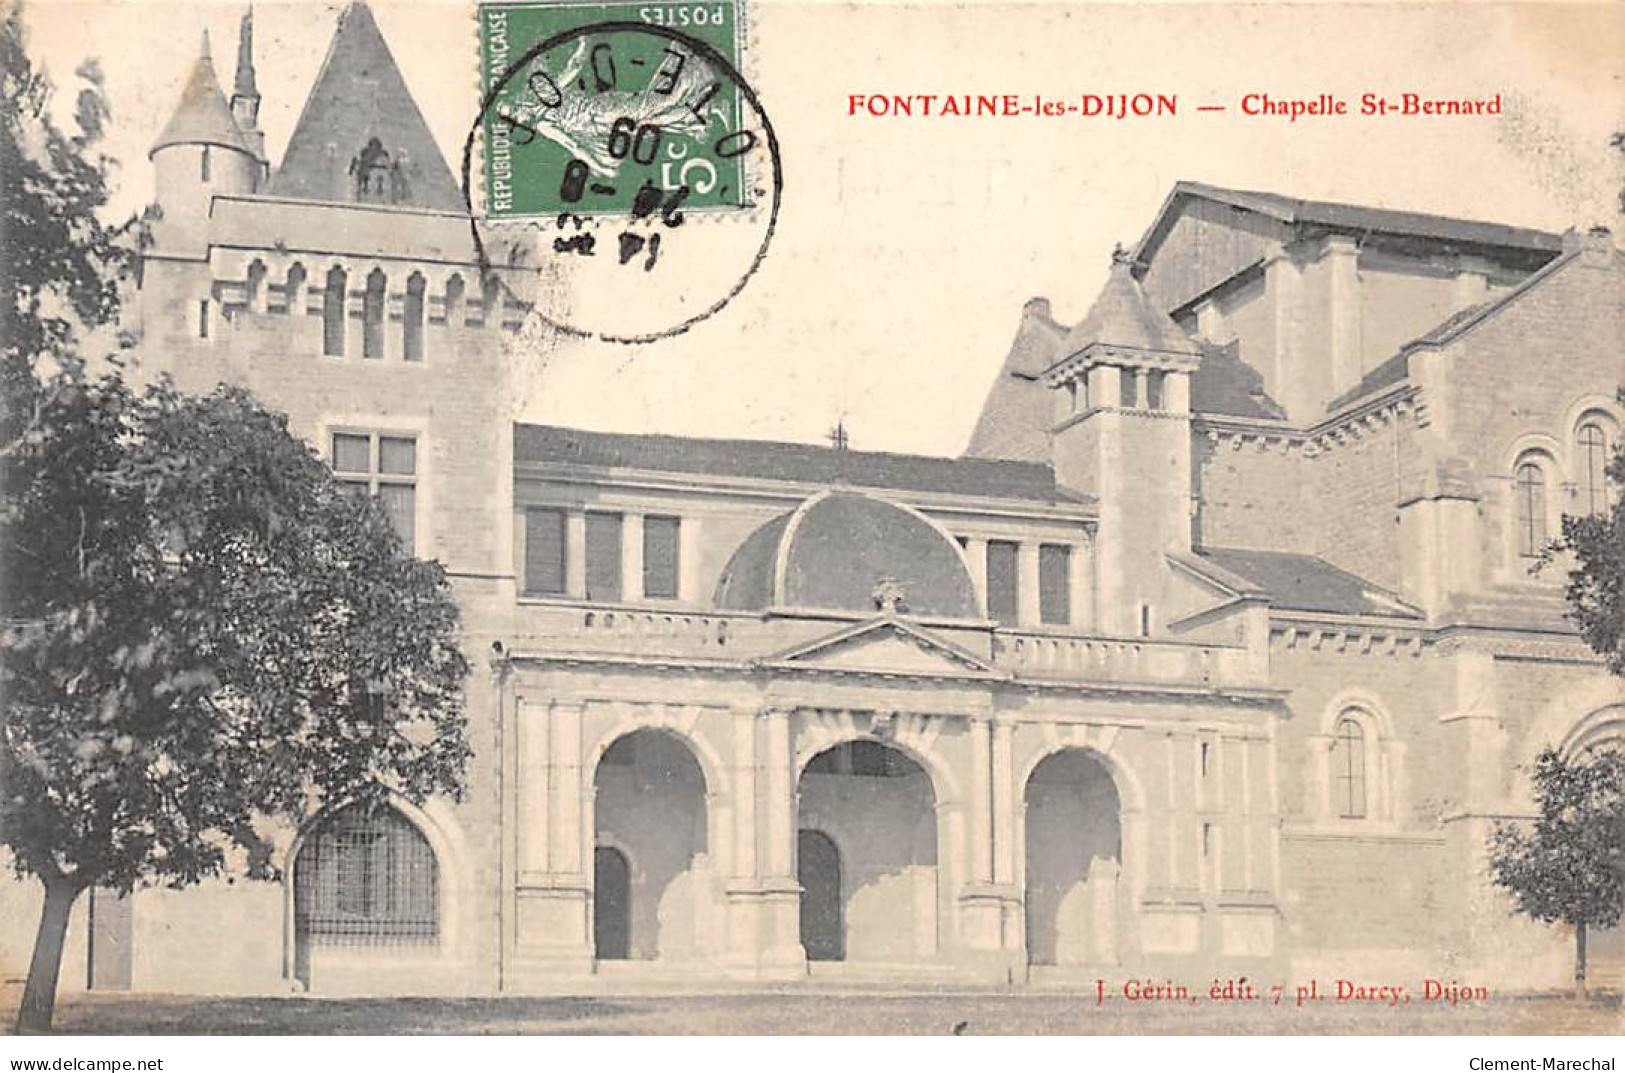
[[797, 740, 938, 962], [593, 846, 631, 960], [1023, 749, 1123, 967], [591, 728, 712, 962], [798, 829, 843, 961]]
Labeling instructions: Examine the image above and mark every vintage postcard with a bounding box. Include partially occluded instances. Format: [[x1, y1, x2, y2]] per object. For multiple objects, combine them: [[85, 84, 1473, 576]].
[[1, 0, 1622, 1053]]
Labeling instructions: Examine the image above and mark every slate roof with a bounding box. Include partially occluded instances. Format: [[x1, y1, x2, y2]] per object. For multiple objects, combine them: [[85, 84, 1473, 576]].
[[1196, 546, 1422, 619], [149, 35, 254, 157], [269, 2, 464, 211], [1191, 341, 1287, 421], [1136, 181, 1562, 268], [515, 424, 1085, 504], [714, 492, 981, 618]]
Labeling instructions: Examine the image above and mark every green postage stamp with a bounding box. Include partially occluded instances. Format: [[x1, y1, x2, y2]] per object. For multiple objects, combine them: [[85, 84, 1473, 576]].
[[478, 0, 752, 218]]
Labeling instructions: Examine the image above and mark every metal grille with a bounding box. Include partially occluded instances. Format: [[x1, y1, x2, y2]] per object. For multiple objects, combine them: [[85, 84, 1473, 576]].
[[295, 805, 438, 947]]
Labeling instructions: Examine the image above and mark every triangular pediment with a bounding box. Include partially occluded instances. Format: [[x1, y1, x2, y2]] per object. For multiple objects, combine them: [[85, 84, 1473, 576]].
[[762, 618, 1003, 678]]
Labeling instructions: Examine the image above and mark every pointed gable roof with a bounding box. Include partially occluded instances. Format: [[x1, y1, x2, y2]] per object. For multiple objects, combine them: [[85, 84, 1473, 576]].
[[1060, 252, 1201, 360], [269, 2, 463, 211], [150, 34, 253, 158]]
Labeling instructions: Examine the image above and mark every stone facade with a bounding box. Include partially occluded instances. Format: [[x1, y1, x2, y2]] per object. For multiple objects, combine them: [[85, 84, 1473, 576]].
[[3, 4, 1622, 999]]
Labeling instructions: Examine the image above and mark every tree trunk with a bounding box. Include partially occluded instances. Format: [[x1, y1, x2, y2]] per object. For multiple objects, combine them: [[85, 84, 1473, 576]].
[[1574, 920, 1588, 1000], [15, 877, 83, 1034]]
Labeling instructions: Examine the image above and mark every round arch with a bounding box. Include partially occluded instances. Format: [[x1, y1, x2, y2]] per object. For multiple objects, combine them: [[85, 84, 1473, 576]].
[[1020, 747, 1128, 967], [280, 792, 470, 985], [1015, 740, 1146, 819], [795, 731, 961, 810], [795, 736, 945, 962], [588, 724, 717, 962], [586, 719, 726, 801]]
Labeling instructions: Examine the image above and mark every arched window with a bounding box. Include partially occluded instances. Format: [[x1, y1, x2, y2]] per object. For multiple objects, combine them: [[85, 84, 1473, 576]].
[[1514, 458, 1547, 558], [294, 803, 438, 947], [403, 272, 426, 362], [351, 137, 394, 204], [363, 268, 386, 359], [1330, 717, 1366, 819], [1577, 422, 1611, 516], [443, 274, 466, 329], [323, 267, 347, 357], [284, 263, 307, 317], [245, 260, 267, 314]]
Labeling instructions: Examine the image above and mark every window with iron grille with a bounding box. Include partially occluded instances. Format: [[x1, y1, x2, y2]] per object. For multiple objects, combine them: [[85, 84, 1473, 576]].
[[294, 804, 438, 947]]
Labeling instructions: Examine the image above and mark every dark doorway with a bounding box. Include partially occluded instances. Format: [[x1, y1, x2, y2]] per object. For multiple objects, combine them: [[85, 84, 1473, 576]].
[[798, 829, 844, 961], [594, 845, 631, 961]]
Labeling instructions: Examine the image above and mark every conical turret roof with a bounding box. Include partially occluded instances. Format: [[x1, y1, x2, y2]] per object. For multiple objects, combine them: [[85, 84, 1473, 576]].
[[269, 2, 463, 211], [1062, 251, 1201, 357], [150, 33, 254, 158]]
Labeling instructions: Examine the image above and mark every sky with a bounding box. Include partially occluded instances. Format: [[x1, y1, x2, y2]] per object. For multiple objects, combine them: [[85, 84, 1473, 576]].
[[20, 0, 1625, 457]]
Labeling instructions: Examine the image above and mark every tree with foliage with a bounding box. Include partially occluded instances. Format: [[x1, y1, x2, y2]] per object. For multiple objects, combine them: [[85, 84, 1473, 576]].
[[1488, 748, 1625, 997], [1541, 389, 1625, 676], [1, 7, 471, 1032], [1495, 406, 1625, 998]]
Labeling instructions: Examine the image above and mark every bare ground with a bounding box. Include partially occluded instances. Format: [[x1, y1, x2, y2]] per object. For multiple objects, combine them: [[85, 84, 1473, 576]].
[[6, 986, 1621, 1035]]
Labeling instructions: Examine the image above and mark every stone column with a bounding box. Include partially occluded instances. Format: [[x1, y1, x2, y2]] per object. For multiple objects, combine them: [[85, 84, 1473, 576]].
[[551, 701, 584, 876], [565, 510, 587, 599], [1069, 540, 1093, 630], [678, 515, 702, 603], [1016, 543, 1041, 627], [965, 538, 989, 617], [991, 720, 1016, 885], [967, 718, 992, 883], [1325, 234, 1363, 398], [620, 511, 644, 602], [512, 700, 592, 977], [516, 696, 550, 877], [764, 709, 793, 877]]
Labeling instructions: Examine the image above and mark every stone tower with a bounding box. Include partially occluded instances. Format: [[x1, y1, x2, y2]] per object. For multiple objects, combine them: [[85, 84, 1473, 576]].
[[1046, 250, 1202, 637]]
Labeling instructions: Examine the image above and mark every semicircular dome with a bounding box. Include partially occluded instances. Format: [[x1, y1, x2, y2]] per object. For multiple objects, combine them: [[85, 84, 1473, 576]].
[[713, 491, 980, 618]]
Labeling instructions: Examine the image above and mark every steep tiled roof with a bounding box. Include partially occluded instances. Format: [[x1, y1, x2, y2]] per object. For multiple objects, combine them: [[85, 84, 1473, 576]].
[[1060, 256, 1202, 360], [1136, 181, 1562, 268], [149, 36, 253, 157], [515, 424, 1085, 504], [1196, 546, 1422, 619], [1191, 341, 1287, 421], [269, 2, 463, 211], [963, 300, 1065, 462]]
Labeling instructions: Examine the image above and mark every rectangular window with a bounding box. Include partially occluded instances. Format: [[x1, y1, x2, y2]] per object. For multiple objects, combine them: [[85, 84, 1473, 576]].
[[1038, 544, 1071, 625], [1146, 370, 1165, 410], [985, 540, 1019, 624], [200, 145, 210, 182], [197, 299, 210, 339], [643, 515, 680, 599], [584, 512, 623, 602], [331, 431, 417, 549], [1139, 603, 1152, 637], [525, 507, 567, 595]]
